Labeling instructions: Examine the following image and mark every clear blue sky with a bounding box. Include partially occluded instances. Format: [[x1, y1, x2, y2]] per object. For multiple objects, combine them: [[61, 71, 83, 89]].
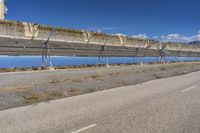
[[6, 0, 200, 42]]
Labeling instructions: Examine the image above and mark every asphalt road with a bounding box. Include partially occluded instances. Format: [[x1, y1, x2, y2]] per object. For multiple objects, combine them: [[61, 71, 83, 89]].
[[0, 71, 200, 133]]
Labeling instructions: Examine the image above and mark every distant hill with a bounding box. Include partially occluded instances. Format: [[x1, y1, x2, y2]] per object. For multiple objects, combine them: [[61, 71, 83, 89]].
[[188, 41, 200, 45]]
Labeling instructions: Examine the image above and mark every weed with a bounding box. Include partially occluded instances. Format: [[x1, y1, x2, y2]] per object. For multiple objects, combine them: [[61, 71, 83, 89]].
[[68, 88, 82, 96], [47, 91, 63, 98], [69, 88, 77, 93], [86, 88, 96, 93], [23, 91, 64, 104], [0, 86, 30, 94], [160, 66, 167, 71], [23, 93, 45, 104], [109, 72, 120, 77], [90, 74, 101, 79], [71, 79, 84, 83], [50, 79, 60, 84], [50, 78, 70, 84], [153, 74, 162, 79]]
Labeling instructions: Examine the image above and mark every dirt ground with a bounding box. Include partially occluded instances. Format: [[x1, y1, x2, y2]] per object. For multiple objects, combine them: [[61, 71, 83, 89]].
[[0, 62, 200, 110]]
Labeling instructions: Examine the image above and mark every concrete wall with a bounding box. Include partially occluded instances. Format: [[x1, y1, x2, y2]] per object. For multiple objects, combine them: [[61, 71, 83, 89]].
[[0, 20, 200, 55]]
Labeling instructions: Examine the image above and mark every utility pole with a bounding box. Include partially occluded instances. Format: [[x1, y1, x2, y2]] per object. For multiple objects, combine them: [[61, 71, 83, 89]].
[[0, 0, 8, 20]]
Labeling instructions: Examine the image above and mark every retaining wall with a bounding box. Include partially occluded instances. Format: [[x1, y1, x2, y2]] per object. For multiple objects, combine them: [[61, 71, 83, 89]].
[[0, 20, 200, 56]]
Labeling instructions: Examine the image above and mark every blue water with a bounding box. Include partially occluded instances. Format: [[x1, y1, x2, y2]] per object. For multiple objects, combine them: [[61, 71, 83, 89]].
[[0, 56, 199, 68]]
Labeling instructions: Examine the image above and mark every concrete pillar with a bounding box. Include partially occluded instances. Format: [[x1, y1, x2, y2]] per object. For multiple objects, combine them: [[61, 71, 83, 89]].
[[0, 0, 5, 20], [83, 30, 91, 43], [118, 35, 127, 46]]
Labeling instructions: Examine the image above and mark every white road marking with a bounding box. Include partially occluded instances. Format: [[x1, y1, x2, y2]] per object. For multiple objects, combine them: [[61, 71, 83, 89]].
[[71, 124, 97, 133], [182, 85, 197, 92]]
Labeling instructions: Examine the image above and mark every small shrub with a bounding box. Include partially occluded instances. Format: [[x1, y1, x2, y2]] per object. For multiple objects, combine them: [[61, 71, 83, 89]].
[[86, 88, 96, 93], [71, 79, 84, 83], [68, 88, 82, 96], [23, 91, 64, 104], [23, 93, 45, 104], [153, 74, 162, 79], [109, 72, 120, 77], [160, 66, 167, 71], [69, 88, 77, 93], [90, 74, 101, 79], [50, 79, 60, 84]]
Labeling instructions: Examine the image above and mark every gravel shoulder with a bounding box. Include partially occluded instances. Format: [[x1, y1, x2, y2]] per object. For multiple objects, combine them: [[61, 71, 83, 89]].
[[0, 62, 200, 110]]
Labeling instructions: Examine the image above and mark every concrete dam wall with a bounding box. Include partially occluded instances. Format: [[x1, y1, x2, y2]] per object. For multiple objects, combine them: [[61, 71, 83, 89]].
[[0, 20, 200, 57]]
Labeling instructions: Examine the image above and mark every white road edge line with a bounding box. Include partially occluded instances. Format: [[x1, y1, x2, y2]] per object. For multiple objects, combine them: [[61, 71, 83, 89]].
[[71, 124, 97, 133], [182, 85, 197, 93]]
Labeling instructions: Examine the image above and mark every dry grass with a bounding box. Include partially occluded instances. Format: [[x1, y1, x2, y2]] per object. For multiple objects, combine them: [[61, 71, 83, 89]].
[[23, 91, 64, 104], [1, 61, 200, 109], [152, 73, 162, 79], [116, 81, 130, 86], [23, 93, 45, 104], [68, 88, 82, 96], [160, 66, 168, 71], [69, 88, 77, 93], [50, 78, 70, 84], [45, 91, 64, 99], [168, 63, 185, 69], [89, 74, 104, 80], [50, 79, 60, 84], [68, 88, 97, 96], [90, 74, 101, 79], [135, 70, 141, 73], [87, 88, 96, 93], [0, 85, 30, 94], [50, 74, 104, 84], [50, 77, 85, 84], [109, 72, 120, 77], [71, 79, 84, 83]]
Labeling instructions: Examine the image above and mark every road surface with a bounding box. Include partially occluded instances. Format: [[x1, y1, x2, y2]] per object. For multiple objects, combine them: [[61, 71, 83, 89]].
[[0, 71, 200, 133]]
